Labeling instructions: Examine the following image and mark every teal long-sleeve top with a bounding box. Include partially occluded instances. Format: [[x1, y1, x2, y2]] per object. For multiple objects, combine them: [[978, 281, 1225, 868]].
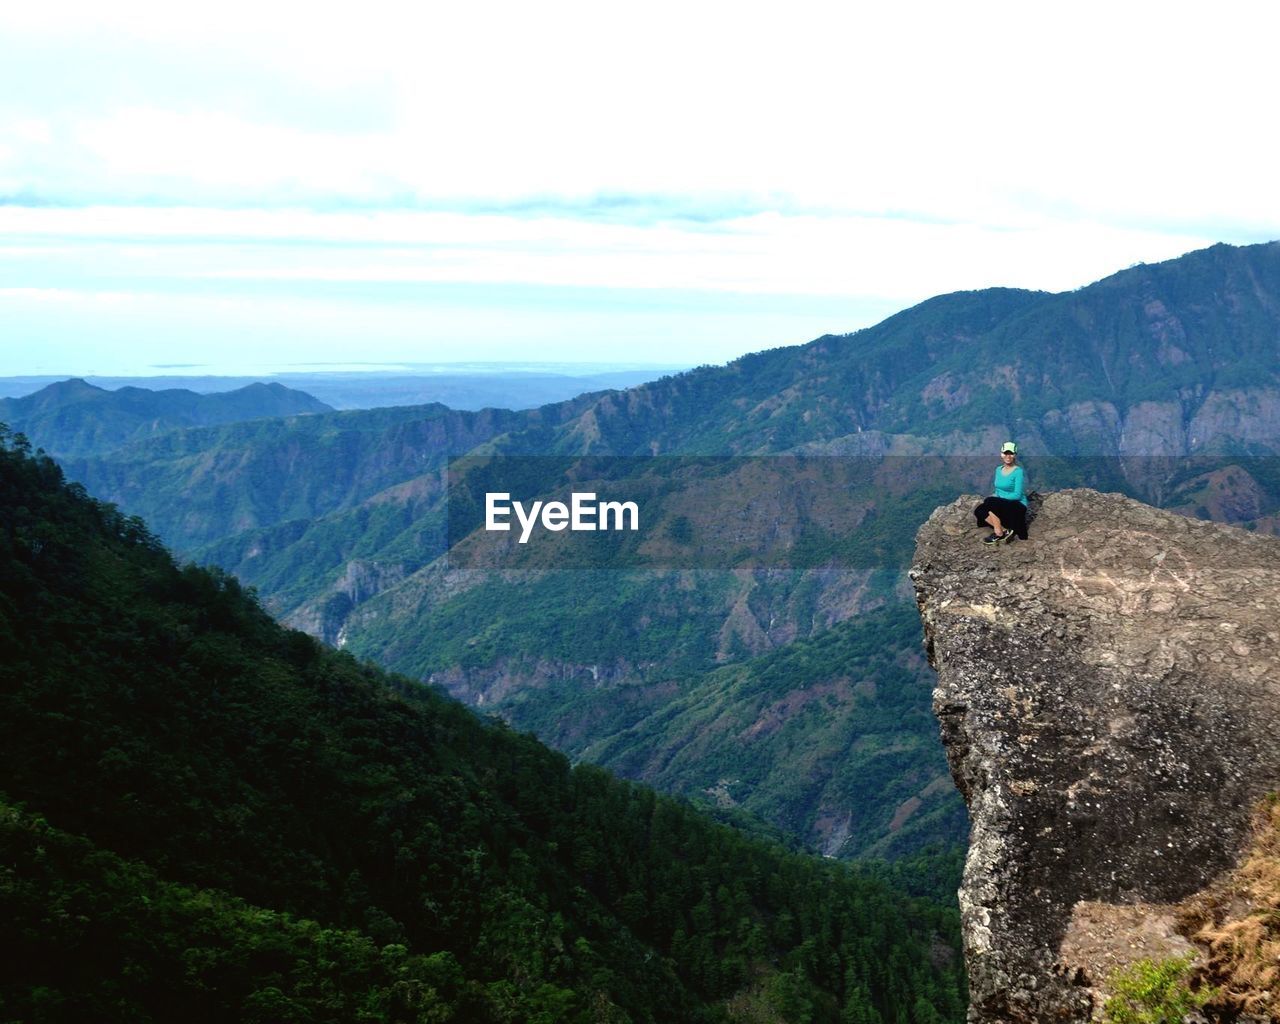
[[992, 465, 1027, 506]]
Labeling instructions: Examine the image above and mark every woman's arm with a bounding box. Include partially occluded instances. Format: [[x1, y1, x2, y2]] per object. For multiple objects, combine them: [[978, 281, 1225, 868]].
[[1008, 466, 1026, 503]]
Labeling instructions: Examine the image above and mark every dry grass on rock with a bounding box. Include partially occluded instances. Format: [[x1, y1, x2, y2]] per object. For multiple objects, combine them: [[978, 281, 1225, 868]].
[[1179, 795, 1280, 1020]]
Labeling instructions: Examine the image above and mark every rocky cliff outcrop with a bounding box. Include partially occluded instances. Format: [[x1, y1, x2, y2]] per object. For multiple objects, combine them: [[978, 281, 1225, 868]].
[[912, 490, 1280, 1022], [285, 558, 410, 644]]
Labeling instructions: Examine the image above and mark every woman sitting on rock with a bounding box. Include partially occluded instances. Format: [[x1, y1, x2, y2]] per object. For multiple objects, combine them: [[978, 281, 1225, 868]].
[[974, 441, 1027, 544]]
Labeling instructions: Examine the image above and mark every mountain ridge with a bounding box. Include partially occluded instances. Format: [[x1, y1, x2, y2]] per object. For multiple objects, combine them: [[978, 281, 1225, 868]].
[[35, 239, 1280, 864], [0, 377, 334, 458]]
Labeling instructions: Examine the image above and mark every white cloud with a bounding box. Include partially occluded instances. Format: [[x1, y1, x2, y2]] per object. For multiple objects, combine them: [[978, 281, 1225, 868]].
[[0, 285, 138, 305], [1, 1, 1278, 234], [74, 108, 396, 194], [191, 218, 1214, 298], [1, 1, 1277, 373], [0, 203, 1215, 301]]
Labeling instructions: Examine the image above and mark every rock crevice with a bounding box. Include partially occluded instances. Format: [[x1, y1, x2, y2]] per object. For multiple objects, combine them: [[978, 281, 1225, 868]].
[[912, 489, 1280, 1022]]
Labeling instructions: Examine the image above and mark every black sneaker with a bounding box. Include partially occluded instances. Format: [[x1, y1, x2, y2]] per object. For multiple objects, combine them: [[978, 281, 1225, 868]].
[[983, 532, 1001, 544], [1001, 531, 1018, 544]]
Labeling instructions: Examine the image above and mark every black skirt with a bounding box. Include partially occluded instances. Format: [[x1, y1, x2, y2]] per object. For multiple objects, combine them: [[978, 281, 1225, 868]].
[[973, 496, 1027, 539]]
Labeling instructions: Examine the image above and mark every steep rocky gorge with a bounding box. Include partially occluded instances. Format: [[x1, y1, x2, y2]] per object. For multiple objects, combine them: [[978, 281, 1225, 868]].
[[912, 490, 1280, 1022]]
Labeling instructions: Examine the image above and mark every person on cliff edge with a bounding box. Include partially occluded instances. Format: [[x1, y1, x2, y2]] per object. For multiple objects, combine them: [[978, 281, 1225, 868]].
[[974, 442, 1027, 543]]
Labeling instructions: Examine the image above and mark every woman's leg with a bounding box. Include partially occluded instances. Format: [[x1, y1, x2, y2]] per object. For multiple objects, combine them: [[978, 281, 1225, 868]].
[[986, 498, 1026, 540], [1009, 502, 1028, 539]]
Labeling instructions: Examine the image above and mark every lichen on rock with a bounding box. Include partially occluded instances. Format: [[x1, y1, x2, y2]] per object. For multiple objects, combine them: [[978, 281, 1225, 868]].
[[911, 489, 1280, 1022]]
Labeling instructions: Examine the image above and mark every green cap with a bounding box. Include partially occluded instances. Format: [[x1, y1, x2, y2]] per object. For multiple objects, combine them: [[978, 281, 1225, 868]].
[[1000, 441, 1017, 454]]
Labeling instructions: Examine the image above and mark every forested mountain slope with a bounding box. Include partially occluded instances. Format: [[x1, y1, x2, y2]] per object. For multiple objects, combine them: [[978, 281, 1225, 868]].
[[0, 431, 965, 1022], [520, 241, 1280, 456]]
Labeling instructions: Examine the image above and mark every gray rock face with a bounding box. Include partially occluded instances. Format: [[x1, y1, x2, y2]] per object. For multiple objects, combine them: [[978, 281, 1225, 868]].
[[285, 559, 409, 644], [911, 490, 1280, 1022]]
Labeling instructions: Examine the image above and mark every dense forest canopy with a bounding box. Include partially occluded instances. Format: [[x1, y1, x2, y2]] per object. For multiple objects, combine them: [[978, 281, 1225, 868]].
[[0, 427, 965, 1023]]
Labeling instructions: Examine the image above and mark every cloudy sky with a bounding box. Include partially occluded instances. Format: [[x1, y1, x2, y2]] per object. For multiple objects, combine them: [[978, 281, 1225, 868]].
[[3, 1, 1279, 376]]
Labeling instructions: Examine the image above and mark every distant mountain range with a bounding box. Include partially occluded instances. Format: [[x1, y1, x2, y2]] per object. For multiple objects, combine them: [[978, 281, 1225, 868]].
[[0, 366, 690, 413], [43, 240, 1280, 860], [0, 378, 332, 458]]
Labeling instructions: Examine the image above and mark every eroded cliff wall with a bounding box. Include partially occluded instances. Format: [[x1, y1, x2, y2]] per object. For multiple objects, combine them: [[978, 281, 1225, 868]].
[[912, 490, 1280, 1022]]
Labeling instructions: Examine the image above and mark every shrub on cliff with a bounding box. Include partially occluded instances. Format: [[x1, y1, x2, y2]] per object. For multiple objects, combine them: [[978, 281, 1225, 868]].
[[1102, 954, 1212, 1024]]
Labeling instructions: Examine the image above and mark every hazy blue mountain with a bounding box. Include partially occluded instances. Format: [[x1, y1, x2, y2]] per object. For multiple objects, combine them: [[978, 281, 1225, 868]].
[[0, 377, 332, 458], [277, 368, 695, 410], [0, 365, 691, 411], [49, 240, 1280, 860], [66, 241, 1280, 562], [60, 397, 598, 554]]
